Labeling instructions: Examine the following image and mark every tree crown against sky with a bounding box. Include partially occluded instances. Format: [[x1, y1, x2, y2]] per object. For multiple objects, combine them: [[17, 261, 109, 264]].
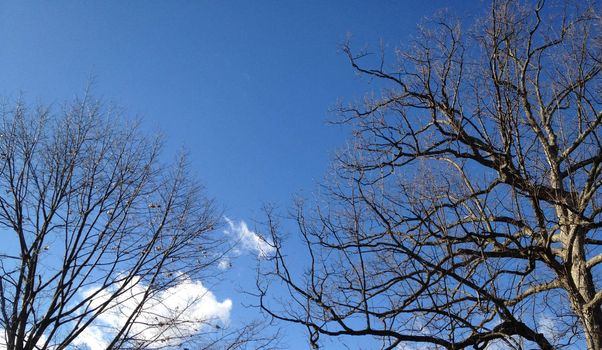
[[259, 0, 602, 349], [0, 96, 276, 350], [0, 0, 600, 349]]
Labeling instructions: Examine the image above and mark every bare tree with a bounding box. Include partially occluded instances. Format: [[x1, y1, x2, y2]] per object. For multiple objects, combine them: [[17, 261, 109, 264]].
[[259, 0, 602, 349], [0, 95, 260, 349]]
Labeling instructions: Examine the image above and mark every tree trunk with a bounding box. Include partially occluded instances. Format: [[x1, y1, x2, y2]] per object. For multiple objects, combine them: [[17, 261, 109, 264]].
[[567, 231, 602, 350], [583, 309, 602, 350]]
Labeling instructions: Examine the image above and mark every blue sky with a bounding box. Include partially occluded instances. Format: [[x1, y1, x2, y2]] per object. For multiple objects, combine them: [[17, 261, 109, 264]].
[[0, 1, 483, 348]]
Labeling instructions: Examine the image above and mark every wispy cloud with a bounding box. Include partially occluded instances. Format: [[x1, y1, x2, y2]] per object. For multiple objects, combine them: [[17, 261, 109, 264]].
[[224, 217, 275, 258], [537, 315, 561, 344], [218, 257, 232, 270]]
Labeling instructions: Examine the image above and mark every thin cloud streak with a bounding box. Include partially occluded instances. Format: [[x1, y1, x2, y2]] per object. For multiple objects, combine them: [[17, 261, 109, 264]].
[[224, 217, 275, 258]]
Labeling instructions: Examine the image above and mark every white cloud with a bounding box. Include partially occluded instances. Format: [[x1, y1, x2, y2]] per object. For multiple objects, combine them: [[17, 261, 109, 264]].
[[537, 315, 560, 343], [73, 274, 232, 349], [0, 275, 231, 349], [224, 217, 275, 258], [74, 326, 107, 350], [218, 257, 232, 270]]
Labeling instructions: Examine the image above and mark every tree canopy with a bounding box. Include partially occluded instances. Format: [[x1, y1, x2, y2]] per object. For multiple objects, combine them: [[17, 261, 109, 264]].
[[259, 1, 602, 349], [0, 96, 250, 349]]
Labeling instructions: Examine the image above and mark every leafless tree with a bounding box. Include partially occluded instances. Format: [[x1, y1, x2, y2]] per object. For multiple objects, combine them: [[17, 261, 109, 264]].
[[0, 95, 270, 350], [259, 0, 602, 349]]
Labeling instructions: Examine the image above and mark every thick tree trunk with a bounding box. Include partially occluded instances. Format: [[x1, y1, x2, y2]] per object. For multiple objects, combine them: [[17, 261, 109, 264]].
[[567, 231, 602, 350], [582, 309, 602, 350]]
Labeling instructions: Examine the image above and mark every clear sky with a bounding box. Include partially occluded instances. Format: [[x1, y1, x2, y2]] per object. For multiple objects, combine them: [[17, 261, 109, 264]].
[[0, 1, 483, 348]]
